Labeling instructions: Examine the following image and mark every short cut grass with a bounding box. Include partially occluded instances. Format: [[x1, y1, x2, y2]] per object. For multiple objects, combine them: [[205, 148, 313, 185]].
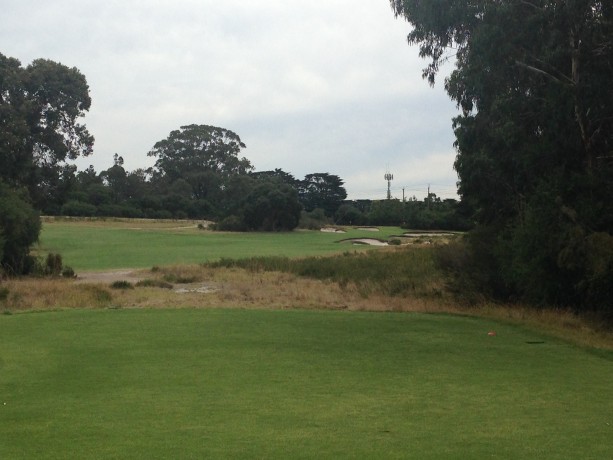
[[1, 308, 612, 459]]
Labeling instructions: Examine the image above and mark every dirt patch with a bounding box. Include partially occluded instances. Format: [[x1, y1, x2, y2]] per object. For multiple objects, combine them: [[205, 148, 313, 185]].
[[75, 269, 219, 294], [174, 284, 218, 294], [75, 270, 148, 284]]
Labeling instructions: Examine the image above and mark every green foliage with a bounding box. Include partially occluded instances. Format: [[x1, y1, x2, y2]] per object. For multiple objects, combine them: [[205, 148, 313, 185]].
[[0, 53, 93, 211], [250, 168, 298, 187], [161, 274, 198, 284], [242, 182, 302, 231], [391, 0, 613, 311], [434, 234, 496, 304], [110, 280, 134, 290], [335, 203, 365, 225], [0, 182, 41, 275], [337, 198, 472, 230], [147, 124, 252, 186], [298, 173, 347, 216], [298, 208, 331, 229], [367, 199, 406, 226], [0, 286, 8, 301], [61, 200, 98, 217], [214, 215, 247, 232], [61, 266, 76, 278], [44, 253, 63, 276], [135, 279, 173, 289]]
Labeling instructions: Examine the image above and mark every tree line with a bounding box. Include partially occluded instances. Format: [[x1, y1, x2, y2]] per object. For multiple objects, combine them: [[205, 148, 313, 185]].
[[1, 51, 467, 275]]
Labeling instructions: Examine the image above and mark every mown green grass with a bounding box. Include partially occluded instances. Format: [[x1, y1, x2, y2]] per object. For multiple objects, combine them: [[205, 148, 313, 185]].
[[1, 308, 611, 459], [38, 221, 405, 271]]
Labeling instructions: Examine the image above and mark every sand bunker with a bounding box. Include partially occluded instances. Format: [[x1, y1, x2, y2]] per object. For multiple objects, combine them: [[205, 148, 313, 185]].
[[356, 227, 380, 232], [403, 232, 453, 237], [321, 227, 346, 233], [341, 238, 388, 246]]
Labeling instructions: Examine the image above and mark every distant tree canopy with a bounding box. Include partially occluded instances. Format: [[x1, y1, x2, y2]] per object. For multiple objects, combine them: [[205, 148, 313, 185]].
[[148, 124, 252, 180], [243, 182, 302, 231], [337, 195, 471, 230], [298, 173, 347, 217], [390, 0, 613, 312]]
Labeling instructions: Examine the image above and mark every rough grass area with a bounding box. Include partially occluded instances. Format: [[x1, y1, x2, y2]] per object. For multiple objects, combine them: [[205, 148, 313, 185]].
[[1, 308, 611, 459], [207, 246, 443, 298]]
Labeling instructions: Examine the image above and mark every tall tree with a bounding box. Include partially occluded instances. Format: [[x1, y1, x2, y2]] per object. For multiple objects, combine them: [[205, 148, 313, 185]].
[[390, 0, 613, 310], [147, 124, 252, 185], [250, 168, 299, 187], [298, 173, 347, 217], [0, 53, 94, 210]]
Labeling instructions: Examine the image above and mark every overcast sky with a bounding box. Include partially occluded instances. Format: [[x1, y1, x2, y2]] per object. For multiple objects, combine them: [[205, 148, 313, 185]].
[[1, 0, 460, 200]]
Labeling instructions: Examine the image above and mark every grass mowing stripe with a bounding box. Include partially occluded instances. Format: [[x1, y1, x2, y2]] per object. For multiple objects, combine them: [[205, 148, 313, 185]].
[[1, 309, 611, 459]]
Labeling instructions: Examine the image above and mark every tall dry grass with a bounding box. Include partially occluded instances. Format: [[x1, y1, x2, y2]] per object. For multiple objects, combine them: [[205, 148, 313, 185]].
[[2, 248, 611, 350]]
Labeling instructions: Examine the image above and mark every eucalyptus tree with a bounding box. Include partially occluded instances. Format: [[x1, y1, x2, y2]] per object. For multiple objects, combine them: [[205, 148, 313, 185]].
[[390, 0, 613, 309], [0, 52, 94, 211]]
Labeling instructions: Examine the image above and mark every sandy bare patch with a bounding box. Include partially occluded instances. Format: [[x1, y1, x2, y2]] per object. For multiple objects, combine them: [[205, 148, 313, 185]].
[[75, 270, 148, 284], [174, 284, 218, 294]]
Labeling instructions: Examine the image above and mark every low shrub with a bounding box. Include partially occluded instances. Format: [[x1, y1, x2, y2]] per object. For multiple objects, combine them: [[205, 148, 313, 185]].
[[214, 215, 246, 232], [136, 279, 173, 289], [156, 265, 203, 284], [45, 253, 63, 276], [110, 280, 134, 289], [298, 208, 331, 230], [162, 274, 198, 284], [83, 285, 113, 305]]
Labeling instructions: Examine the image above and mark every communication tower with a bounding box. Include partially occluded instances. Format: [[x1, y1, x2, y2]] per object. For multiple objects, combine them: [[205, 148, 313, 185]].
[[384, 170, 394, 200]]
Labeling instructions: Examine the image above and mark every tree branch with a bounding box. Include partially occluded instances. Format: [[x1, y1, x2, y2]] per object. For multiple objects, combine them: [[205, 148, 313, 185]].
[[518, 1, 544, 11], [514, 60, 572, 85]]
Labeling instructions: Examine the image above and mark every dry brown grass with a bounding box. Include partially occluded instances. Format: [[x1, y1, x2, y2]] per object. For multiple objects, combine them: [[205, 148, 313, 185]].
[[0, 265, 451, 313], [2, 265, 611, 350]]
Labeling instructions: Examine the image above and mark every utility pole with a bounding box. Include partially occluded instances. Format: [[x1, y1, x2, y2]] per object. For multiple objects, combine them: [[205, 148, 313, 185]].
[[427, 184, 430, 209]]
